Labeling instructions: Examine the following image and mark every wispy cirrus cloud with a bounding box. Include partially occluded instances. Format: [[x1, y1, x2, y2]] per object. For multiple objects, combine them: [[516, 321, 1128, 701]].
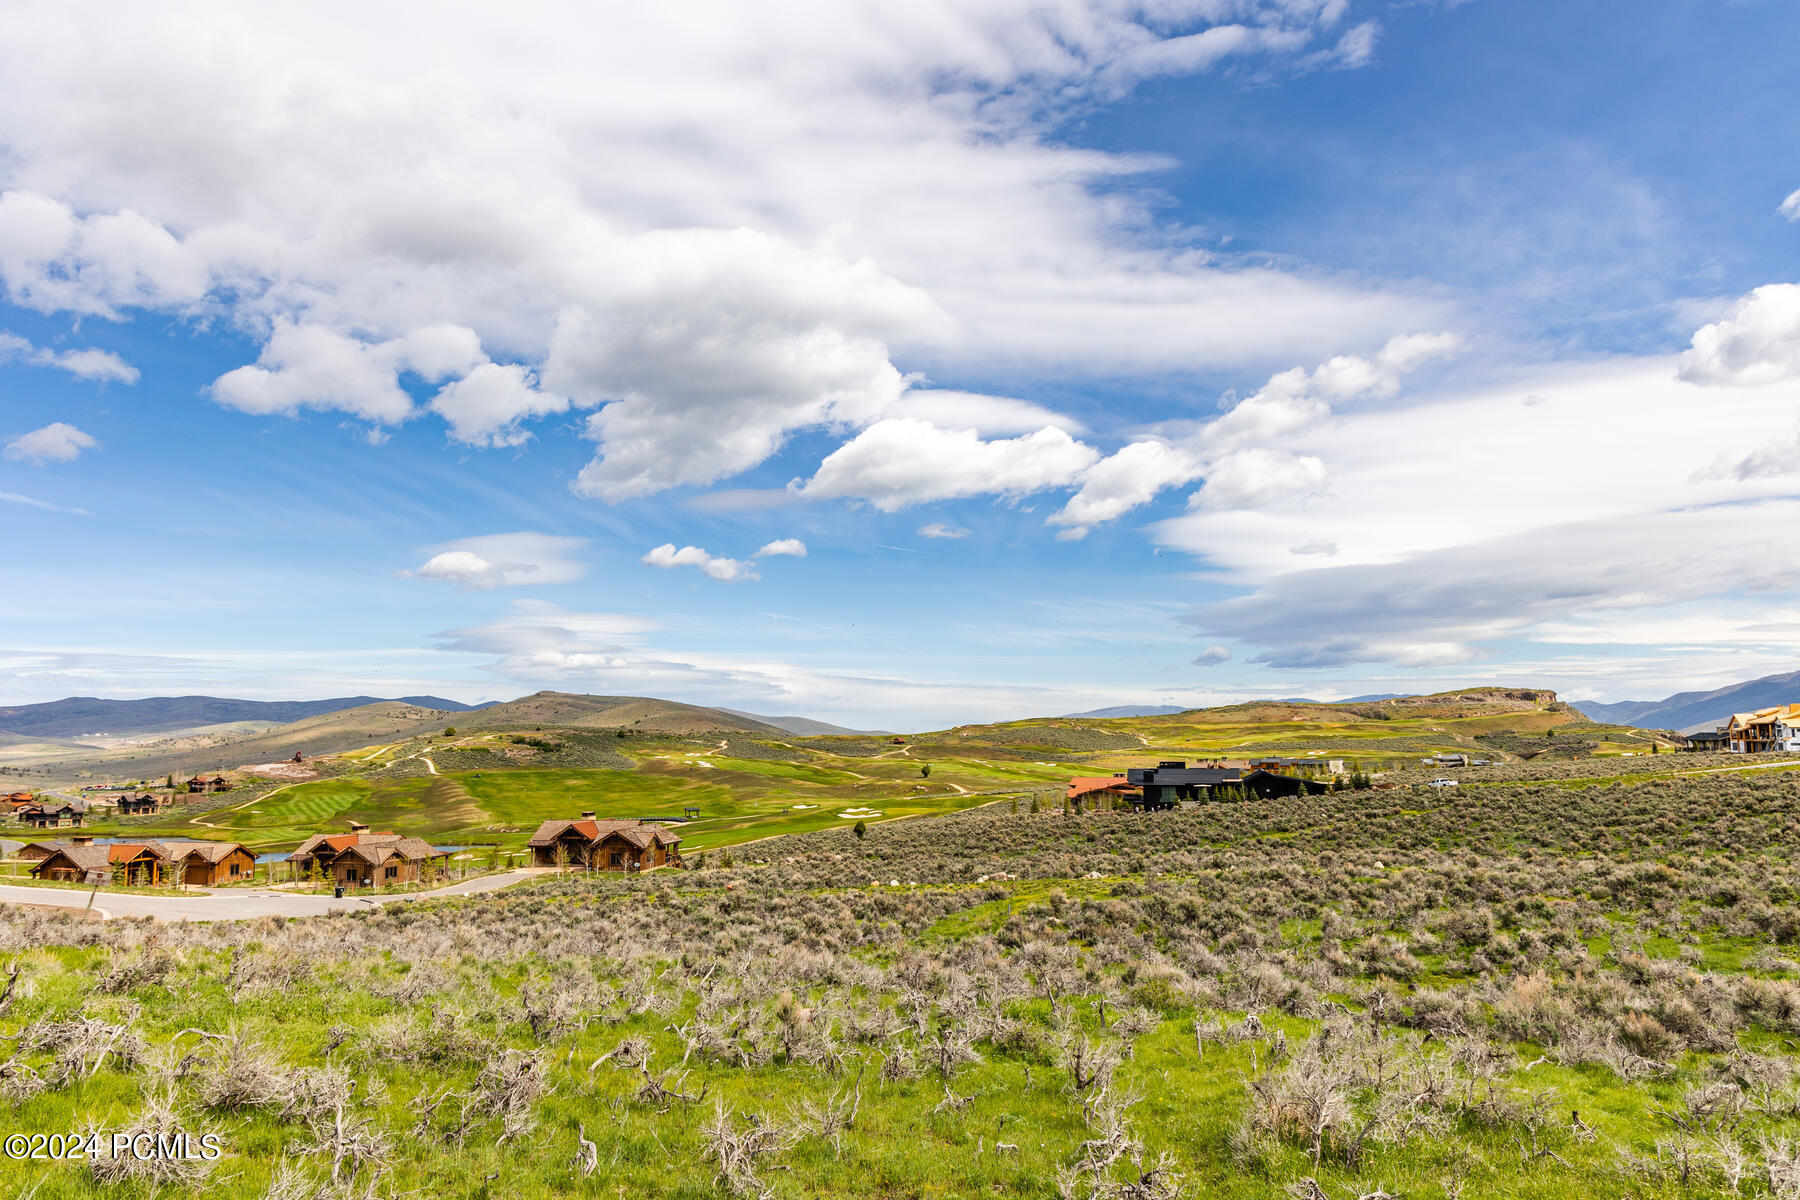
[[1, 490, 89, 515], [0, 331, 136, 383], [406, 533, 588, 590]]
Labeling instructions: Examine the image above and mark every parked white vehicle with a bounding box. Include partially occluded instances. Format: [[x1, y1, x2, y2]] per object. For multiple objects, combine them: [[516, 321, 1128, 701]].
[[1426, 778, 1459, 788]]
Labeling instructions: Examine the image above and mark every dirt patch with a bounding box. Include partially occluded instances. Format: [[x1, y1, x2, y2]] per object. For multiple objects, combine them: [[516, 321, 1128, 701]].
[[243, 762, 321, 780], [7, 901, 103, 918]]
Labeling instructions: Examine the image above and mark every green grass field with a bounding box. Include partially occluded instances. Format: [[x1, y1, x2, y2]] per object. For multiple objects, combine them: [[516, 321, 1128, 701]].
[[39, 692, 1709, 863], [64, 738, 1061, 854]]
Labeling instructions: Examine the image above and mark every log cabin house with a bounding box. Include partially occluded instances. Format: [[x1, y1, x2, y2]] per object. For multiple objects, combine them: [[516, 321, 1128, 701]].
[[186, 774, 232, 794], [31, 838, 165, 885], [527, 814, 681, 870], [286, 821, 451, 887], [152, 840, 258, 886], [19, 801, 87, 829], [117, 792, 169, 815]]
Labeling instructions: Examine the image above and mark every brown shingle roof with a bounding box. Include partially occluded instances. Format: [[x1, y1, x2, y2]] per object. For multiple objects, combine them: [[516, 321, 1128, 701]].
[[149, 840, 251, 864], [288, 830, 446, 864], [527, 817, 681, 849]]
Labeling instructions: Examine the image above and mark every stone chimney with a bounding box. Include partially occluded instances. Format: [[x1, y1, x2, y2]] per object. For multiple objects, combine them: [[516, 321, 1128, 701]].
[[72, 835, 94, 845], [580, 811, 596, 820], [348, 820, 369, 833]]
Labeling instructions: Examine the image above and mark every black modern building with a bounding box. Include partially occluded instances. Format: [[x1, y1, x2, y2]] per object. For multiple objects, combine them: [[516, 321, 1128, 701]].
[[1123, 761, 1331, 808], [1124, 761, 1244, 808]]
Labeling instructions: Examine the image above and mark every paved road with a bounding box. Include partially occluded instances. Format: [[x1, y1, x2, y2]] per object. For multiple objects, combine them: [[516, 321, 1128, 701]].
[[0, 868, 547, 922]]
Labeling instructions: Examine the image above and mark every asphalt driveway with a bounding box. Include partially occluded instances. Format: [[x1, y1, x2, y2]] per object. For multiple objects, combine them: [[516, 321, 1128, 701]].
[[0, 868, 546, 922]]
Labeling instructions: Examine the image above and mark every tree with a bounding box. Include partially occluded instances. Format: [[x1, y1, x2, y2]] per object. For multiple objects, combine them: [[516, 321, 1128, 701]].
[[1010, 798, 1019, 815], [1029, 795, 1041, 814], [853, 820, 867, 840], [443, 726, 457, 737], [920, 764, 931, 778]]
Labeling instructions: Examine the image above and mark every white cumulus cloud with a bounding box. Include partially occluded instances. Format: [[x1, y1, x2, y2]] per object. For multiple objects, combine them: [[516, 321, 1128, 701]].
[[755, 538, 807, 558], [1191, 448, 1330, 511], [917, 522, 969, 539], [1048, 332, 1458, 536], [5, 421, 98, 463], [1781, 189, 1800, 221], [642, 543, 759, 582], [0, 0, 1427, 503], [1679, 284, 1800, 387], [430, 362, 568, 448], [801, 418, 1101, 511]]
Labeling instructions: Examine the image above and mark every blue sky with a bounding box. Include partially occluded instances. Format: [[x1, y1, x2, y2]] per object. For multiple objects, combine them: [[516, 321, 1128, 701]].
[[3, 0, 1800, 729]]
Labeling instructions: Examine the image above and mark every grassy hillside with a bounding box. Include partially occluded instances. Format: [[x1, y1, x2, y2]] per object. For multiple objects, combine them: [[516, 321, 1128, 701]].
[[12, 756, 1800, 1198], [47, 686, 1679, 855], [461, 692, 787, 736], [69, 727, 1070, 851], [899, 687, 1642, 764]]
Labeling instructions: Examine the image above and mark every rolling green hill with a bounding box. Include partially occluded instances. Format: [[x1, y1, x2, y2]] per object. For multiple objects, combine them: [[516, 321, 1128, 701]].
[[35, 684, 1670, 855], [458, 691, 788, 736]]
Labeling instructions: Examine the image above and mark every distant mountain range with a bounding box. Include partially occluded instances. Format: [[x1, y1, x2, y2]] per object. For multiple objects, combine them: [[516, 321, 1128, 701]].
[[0, 691, 892, 749], [1573, 669, 1800, 733], [0, 694, 494, 739]]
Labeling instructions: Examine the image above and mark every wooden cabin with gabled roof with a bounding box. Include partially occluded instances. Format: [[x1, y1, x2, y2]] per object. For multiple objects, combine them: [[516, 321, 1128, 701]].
[[31, 837, 166, 885], [286, 820, 451, 888], [117, 792, 169, 815], [151, 840, 258, 886], [19, 800, 87, 829], [527, 813, 682, 871]]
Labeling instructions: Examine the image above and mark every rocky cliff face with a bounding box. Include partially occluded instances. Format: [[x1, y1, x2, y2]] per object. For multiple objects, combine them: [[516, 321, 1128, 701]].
[[1382, 688, 1558, 710]]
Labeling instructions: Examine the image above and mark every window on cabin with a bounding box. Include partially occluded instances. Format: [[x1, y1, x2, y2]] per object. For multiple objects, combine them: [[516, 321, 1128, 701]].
[[229, 861, 240, 876], [385, 865, 397, 879], [610, 852, 622, 866]]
